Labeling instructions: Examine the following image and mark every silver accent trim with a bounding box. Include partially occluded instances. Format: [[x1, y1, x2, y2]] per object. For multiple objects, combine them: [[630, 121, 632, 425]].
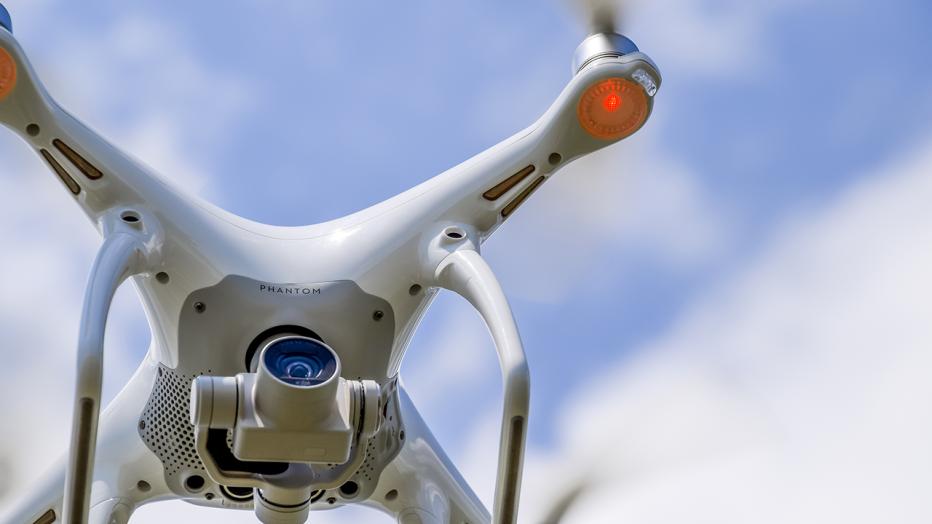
[[572, 32, 639, 74]]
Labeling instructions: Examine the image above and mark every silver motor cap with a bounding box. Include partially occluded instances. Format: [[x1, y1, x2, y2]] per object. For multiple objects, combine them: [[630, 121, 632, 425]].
[[572, 33, 639, 74]]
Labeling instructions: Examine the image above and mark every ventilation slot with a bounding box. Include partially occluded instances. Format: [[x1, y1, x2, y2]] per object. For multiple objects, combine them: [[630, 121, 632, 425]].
[[68, 398, 95, 523], [483, 165, 535, 201], [500, 416, 526, 524], [40, 149, 80, 195], [34, 509, 56, 524], [53, 139, 103, 180], [501, 176, 545, 218]]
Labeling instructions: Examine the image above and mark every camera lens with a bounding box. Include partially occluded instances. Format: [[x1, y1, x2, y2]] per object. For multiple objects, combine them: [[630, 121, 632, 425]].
[[263, 337, 338, 387]]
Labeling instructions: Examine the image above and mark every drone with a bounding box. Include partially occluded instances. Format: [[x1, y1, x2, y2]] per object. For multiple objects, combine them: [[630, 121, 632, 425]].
[[0, 2, 659, 523]]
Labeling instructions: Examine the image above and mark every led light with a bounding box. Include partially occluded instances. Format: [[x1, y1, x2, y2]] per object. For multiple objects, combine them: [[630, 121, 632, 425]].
[[603, 93, 621, 112], [0, 47, 15, 101], [577, 78, 649, 141]]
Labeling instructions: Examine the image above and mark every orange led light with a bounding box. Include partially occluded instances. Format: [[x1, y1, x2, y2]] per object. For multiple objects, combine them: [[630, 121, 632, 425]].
[[577, 78, 648, 141], [0, 47, 15, 101], [603, 93, 620, 112]]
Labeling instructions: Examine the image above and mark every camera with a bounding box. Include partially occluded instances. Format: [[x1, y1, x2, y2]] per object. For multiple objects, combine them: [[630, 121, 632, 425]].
[[189, 333, 381, 523], [191, 335, 369, 464]]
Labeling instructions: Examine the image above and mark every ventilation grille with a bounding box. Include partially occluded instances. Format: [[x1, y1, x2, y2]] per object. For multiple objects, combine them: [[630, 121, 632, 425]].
[[350, 389, 402, 487], [139, 367, 211, 476], [354, 437, 377, 483]]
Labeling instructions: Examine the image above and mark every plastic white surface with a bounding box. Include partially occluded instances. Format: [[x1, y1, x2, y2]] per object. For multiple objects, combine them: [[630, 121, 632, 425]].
[[0, 11, 660, 524]]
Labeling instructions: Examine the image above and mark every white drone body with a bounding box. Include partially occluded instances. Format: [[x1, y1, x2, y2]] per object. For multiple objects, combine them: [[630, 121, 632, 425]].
[[0, 5, 660, 524]]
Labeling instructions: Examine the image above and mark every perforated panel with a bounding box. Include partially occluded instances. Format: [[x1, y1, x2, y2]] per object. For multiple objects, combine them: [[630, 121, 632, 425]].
[[139, 366, 211, 476]]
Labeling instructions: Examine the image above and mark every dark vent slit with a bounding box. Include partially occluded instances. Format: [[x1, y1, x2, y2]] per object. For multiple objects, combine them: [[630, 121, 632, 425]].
[[53, 139, 103, 180], [34, 509, 56, 524], [501, 176, 545, 218], [483, 165, 535, 201], [40, 149, 81, 195]]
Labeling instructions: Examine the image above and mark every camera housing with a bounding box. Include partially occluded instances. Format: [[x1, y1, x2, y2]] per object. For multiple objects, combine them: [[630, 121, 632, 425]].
[[191, 336, 359, 464]]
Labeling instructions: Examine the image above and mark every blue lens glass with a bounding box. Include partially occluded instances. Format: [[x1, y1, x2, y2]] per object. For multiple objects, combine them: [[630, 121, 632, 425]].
[[263, 338, 337, 387]]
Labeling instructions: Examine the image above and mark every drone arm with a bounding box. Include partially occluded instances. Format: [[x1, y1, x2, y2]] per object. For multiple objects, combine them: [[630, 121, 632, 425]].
[[63, 232, 146, 524], [425, 238, 529, 524], [0, 26, 202, 236], [369, 54, 660, 251], [367, 387, 489, 523]]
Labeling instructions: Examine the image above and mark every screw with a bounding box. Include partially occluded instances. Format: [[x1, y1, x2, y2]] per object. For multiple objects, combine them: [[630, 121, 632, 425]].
[[194, 302, 206, 314], [373, 310, 384, 321]]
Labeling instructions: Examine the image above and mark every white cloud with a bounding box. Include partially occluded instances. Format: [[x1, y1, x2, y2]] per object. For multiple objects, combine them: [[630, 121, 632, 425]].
[[628, 0, 808, 79], [402, 293, 499, 414], [486, 133, 732, 304], [466, 136, 932, 522], [30, 11, 252, 199]]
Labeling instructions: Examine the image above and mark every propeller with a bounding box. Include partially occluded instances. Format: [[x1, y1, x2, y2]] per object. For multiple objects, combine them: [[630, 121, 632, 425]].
[[539, 478, 590, 524], [567, 0, 641, 74], [574, 0, 623, 35]]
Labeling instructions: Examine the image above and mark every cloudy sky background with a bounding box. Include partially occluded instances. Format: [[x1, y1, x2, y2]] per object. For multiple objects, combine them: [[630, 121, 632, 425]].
[[1, 0, 931, 522]]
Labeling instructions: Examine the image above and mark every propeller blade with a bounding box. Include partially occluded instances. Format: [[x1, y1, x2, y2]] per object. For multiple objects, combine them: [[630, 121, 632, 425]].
[[574, 0, 622, 34], [540, 479, 590, 524]]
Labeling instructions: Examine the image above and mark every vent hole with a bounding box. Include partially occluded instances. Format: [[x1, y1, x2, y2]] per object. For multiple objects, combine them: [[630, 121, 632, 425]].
[[385, 489, 398, 501], [339, 481, 359, 498], [184, 474, 205, 492], [443, 226, 466, 240]]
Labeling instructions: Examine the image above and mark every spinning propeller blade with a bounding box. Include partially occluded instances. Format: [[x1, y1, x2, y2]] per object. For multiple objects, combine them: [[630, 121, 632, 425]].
[[573, 0, 624, 35], [540, 479, 589, 523]]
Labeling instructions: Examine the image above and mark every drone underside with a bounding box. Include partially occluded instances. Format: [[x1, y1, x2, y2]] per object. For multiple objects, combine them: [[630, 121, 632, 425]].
[[0, 3, 660, 524]]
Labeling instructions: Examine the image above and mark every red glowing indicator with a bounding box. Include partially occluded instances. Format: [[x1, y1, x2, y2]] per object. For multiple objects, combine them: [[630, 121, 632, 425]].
[[603, 93, 621, 112], [0, 47, 16, 101], [577, 78, 649, 141]]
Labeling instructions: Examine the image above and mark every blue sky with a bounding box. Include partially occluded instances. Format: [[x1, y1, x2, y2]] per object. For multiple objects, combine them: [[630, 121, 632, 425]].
[[1, 0, 932, 522]]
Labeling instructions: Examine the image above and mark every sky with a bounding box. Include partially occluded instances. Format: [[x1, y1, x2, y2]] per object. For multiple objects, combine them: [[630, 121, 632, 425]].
[[1, 0, 931, 522]]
